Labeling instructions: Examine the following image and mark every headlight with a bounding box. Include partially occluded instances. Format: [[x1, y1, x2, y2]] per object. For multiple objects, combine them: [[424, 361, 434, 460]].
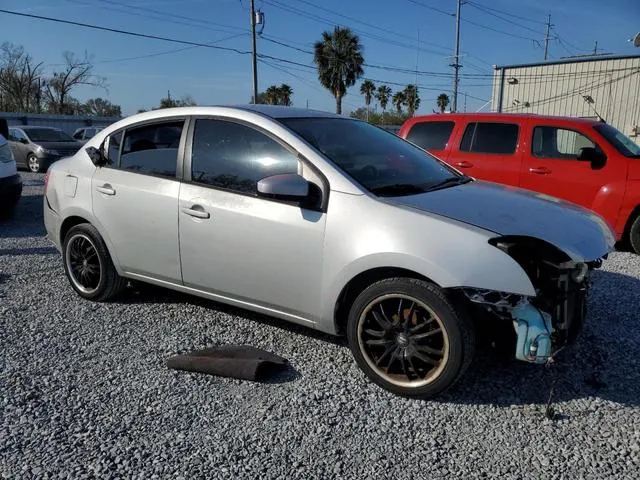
[[36, 146, 59, 155], [570, 262, 588, 283]]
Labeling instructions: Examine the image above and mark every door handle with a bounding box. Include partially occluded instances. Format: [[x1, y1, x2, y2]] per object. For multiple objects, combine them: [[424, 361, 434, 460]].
[[455, 161, 474, 168], [96, 184, 116, 195], [181, 206, 210, 219], [529, 167, 551, 175]]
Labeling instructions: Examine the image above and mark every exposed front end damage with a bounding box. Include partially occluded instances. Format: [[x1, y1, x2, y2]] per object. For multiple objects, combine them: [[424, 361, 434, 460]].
[[459, 236, 605, 364]]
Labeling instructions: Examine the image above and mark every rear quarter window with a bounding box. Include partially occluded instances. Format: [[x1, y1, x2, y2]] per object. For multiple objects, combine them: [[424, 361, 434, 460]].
[[459, 122, 519, 154], [406, 121, 454, 150]]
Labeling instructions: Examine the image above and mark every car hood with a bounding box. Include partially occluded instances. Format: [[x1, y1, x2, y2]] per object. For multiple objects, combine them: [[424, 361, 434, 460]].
[[33, 141, 83, 150], [388, 180, 615, 262]]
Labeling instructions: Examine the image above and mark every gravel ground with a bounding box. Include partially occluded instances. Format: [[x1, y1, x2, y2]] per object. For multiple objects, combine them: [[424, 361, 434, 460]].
[[1, 172, 640, 479]]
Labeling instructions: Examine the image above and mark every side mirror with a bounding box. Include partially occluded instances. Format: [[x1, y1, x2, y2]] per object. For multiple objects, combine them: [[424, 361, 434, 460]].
[[86, 145, 106, 166], [20, 138, 29, 145], [257, 173, 310, 202], [577, 147, 606, 169]]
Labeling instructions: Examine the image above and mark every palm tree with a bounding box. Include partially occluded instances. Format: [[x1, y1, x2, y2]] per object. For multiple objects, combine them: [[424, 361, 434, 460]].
[[360, 79, 375, 120], [403, 84, 420, 116], [278, 84, 293, 106], [376, 85, 392, 113], [313, 27, 364, 114], [437, 93, 450, 114], [265, 85, 280, 105], [392, 91, 405, 115]]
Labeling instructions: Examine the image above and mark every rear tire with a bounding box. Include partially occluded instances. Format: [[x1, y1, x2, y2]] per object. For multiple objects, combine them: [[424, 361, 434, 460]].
[[630, 215, 640, 255], [62, 223, 127, 301], [346, 278, 475, 399]]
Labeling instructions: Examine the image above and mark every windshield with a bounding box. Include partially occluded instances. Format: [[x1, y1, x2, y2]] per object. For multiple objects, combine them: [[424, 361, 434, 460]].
[[24, 128, 75, 142], [594, 124, 640, 158], [279, 117, 459, 196]]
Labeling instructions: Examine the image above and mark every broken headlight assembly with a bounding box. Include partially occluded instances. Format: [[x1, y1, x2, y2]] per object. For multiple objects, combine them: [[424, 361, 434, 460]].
[[460, 236, 603, 365]]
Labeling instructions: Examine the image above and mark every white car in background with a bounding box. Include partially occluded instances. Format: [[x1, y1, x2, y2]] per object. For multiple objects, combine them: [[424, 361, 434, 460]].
[[0, 125, 22, 216], [73, 126, 104, 144], [43, 105, 614, 398]]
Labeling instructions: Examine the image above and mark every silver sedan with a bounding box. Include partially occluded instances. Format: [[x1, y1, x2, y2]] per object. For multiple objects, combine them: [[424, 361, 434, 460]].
[[43, 105, 614, 398]]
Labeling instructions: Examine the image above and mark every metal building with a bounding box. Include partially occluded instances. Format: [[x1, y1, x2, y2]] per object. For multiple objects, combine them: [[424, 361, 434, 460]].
[[492, 54, 640, 143]]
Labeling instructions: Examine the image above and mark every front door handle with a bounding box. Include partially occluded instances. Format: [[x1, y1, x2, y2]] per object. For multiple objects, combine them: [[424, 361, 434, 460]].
[[529, 167, 551, 175], [182, 206, 210, 219], [96, 184, 116, 195], [455, 161, 474, 168]]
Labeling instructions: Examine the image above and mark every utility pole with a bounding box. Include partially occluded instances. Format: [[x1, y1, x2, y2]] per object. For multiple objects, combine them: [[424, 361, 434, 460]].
[[250, 0, 258, 104], [451, 0, 462, 112], [593, 40, 598, 55], [464, 92, 467, 112], [543, 14, 552, 61]]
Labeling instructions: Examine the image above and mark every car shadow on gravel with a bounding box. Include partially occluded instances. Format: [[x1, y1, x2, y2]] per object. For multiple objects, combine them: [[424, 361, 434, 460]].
[[119, 271, 640, 409], [120, 282, 346, 348], [0, 193, 46, 239]]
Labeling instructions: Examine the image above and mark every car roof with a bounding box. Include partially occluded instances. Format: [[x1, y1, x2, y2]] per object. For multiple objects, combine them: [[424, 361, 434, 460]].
[[408, 112, 602, 126], [127, 105, 343, 120], [20, 125, 63, 130]]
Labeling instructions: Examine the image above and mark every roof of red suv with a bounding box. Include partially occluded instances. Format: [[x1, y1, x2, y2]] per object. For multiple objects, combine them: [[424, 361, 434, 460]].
[[406, 112, 602, 126]]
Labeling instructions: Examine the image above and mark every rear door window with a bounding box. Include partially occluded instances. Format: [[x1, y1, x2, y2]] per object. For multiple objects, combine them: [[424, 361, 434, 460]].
[[459, 122, 519, 154], [118, 121, 184, 178], [406, 121, 454, 150]]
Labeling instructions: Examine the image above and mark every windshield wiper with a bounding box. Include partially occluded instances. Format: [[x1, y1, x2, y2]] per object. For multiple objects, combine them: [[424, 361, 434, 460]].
[[369, 183, 427, 197], [425, 175, 472, 192]]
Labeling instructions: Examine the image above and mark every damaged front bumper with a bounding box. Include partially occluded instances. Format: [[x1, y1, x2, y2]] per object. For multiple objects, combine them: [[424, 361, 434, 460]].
[[461, 255, 601, 365]]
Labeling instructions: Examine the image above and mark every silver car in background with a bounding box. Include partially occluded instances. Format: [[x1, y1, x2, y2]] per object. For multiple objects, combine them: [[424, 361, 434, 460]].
[[43, 105, 614, 398]]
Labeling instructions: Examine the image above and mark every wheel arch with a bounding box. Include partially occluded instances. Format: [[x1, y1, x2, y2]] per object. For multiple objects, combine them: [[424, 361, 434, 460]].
[[58, 210, 124, 275], [622, 203, 640, 245], [333, 266, 433, 336]]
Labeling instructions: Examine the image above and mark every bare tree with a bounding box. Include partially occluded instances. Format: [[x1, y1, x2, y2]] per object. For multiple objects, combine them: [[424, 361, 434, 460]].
[[0, 42, 43, 113], [44, 51, 105, 114], [158, 92, 197, 109]]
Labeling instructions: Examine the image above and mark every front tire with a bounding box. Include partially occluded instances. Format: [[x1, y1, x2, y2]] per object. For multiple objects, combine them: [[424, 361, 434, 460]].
[[347, 278, 475, 399], [62, 223, 127, 301], [629, 215, 640, 255], [27, 154, 41, 173]]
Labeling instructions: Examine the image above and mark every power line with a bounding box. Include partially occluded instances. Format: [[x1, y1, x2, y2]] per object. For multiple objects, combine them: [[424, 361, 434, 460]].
[[290, 0, 451, 52], [0, 9, 254, 55], [50, 32, 249, 66], [262, 0, 451, 58], [403, 0, 539, 42], [466, 1, 548, 25], [96, 0, 247, 34], [65, 0, 246, 36], [466, 2, 546, 36]]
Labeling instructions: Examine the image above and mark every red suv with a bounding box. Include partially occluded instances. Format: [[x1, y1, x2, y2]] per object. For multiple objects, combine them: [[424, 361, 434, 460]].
[[399, 113, 640, 253]]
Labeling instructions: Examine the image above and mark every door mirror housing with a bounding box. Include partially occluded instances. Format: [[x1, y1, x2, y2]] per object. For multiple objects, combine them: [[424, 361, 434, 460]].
[[86, 145, 107, 166], [19, 138, 29, 145], [577, 147, 606, 169], [257, 173, 310, 202]]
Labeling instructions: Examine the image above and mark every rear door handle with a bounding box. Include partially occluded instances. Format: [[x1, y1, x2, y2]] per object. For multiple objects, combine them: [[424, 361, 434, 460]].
[[181, 206, 210, 219], [455, 161, 474, 168], [96, 184, 115, 195], [529, 167, 551, 175]]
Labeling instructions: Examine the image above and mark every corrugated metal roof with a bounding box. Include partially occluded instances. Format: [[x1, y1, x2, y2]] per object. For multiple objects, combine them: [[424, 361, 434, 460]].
[[494, 53, 640, 70]]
